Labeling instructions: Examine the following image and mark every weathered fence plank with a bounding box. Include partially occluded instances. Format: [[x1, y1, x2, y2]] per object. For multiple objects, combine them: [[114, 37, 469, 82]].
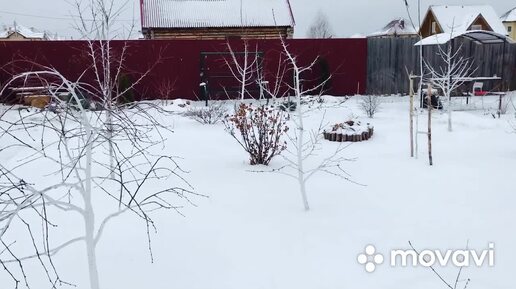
[[367, 37, 516, 95]]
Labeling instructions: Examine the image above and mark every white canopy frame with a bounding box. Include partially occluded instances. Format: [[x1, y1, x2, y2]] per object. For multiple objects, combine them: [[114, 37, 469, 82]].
[[415, 30, 513, 46], [415, 30, 513, 94]]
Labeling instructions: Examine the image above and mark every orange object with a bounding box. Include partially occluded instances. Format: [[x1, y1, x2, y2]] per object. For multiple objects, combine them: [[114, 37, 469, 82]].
[[26, 96, 51, 108]]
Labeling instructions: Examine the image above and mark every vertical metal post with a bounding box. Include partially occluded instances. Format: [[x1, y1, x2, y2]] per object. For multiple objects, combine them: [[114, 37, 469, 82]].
[[409, 75, 415, 158], [415, 109, 419, 159], [427, 83, 433, 166], [502, 41, 507, 91]]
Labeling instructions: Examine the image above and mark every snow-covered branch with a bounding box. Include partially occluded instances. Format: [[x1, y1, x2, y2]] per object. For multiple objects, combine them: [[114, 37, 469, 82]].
[[0, 60, 195, 289]]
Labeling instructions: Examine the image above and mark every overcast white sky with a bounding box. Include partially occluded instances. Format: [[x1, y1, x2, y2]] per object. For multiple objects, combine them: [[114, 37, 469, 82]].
[[0, 0, 514, 39]]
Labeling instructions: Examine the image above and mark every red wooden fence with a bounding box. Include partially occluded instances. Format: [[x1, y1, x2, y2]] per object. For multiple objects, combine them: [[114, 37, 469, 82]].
[[0, 39, 366, 101]]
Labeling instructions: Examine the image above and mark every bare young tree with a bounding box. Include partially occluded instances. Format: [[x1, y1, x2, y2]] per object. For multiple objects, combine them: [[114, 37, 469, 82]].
[[224, 41, 262, 100], [72, 0, 162, 176], [424, 25, 476, 132], [307, 11, 334, 39], [0, 67, 196, 289], [222, 36, 352, 210], [276, 39, 353, 211]]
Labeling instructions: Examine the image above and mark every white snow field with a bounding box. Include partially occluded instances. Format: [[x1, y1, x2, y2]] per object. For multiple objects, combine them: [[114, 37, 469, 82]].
[[1, 94, 516, 289]]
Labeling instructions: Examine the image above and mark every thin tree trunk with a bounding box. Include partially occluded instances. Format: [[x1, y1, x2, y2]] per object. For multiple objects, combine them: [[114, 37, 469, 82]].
[[295, 70, 310, 211], [297, 111, 309, 211], [84, 114, 101, 289], [105, 39, 115, 178], [447, 69, 453, 132], [241, 44, 248, 100], [85, 220, 100, 289], [427, 84, 433, 166], [107, 110, 114, 178], [409, 76, 414, 157], [447, 97, 452, 132], [447, 43, 453, 132]]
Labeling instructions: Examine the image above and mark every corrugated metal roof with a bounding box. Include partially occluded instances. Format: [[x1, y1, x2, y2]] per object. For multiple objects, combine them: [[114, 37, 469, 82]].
[[141, 0, 295, 29]]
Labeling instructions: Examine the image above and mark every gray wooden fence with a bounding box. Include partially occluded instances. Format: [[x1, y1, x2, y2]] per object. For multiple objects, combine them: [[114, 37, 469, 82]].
[[367, 37, 516, 95]]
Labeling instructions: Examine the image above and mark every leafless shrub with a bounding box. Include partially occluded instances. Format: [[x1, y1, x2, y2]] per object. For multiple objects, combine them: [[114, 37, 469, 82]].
[[184, 102, 228, 124], [360, 95, 382, 118], [224, 103, 289, 165], [156, 79, 176, 105]]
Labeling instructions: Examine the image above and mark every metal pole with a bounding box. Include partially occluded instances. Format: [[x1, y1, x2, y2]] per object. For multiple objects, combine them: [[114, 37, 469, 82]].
[[427, 83, 433, 166], [502, 41, 507, 91], [409, 75, 415, 157], [415, 104, 419, 159], [448, 39, 455, 132]]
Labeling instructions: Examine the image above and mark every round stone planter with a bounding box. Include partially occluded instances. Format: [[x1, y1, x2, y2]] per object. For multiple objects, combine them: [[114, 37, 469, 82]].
[[323, 126, 374, 143]]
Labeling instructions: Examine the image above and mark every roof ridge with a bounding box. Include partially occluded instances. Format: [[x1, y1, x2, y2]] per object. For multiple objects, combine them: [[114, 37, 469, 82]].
[[501, 6, 516, 21], [141, 0, 294, 29]]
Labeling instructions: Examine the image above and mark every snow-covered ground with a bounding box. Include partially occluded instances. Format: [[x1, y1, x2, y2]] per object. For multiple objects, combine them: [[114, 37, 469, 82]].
[[1, 95, 516, 289]]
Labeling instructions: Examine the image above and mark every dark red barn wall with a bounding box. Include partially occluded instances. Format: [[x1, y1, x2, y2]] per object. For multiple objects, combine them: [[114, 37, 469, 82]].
[[0, 39, 366, 101]]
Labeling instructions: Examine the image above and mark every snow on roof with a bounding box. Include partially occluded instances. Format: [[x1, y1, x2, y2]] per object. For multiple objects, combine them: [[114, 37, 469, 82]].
[[349, 33, 365, 39], [141, 0, 295, 29], [500, 7, 516, 22], [0, 24, 46, 39], [368, 18, 417, 37], [428, 5, 507, 36], [415, 30, 512, 46]]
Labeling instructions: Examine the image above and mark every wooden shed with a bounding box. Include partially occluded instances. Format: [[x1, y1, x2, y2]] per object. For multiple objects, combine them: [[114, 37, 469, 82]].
[[140, 0, 295, 40]]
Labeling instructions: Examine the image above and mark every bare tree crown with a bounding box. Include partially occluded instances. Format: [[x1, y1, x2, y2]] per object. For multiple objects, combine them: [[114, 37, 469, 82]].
[[307, 11, 334, 39]]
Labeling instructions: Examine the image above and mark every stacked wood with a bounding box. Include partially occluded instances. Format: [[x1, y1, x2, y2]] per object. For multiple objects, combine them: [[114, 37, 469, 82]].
[[323, 127, 374, 143], [144, 27, 294, 40], [24, 95, 51, 109]]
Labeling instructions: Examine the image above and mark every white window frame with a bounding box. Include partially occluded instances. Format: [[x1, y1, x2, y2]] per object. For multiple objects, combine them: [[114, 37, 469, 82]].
[[470, 24, 482, 31], [431, 22, 438, 34]]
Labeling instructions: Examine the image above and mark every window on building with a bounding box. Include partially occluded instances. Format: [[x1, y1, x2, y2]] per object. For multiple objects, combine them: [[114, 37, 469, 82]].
[[509, 26, 513, 32], [431, 22, 437, 34], [470, 24, 482, 30]]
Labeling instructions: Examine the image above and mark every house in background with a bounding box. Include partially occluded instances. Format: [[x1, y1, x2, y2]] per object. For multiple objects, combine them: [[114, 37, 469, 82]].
[[0, 24, 47, 41], [501, 7, 516, 40], [140, 0, 295, 40], [419, 5, 507, 38], [368, 18, 418, 38]]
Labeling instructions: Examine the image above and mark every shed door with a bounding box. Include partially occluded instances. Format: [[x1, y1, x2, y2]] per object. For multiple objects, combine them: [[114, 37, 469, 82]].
[[200, 51, 264, 100]]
